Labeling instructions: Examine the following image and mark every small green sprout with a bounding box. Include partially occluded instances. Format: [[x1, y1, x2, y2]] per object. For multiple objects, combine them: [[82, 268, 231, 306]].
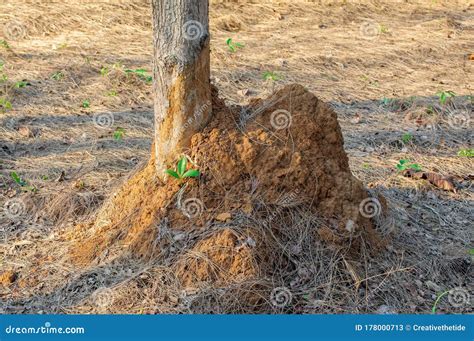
[[166, 156, 200, 180], [14, 81, 28, 88], [50, 71, 64, 81], [457, 149, 474, 157], [396, 159, 422, 172], [436, 90, 455, 105], [10, 171, 37, 192], [107, 90, 117, 96], [82, 100, 90, 108], [226, 38, 244, 52], [0, 98, 12, 111], [379, 24, 389, 34], [0, 40, 10, 49], [381, 97, 393, 106], [431, 290, 449, 314], [124, 69, 152, 83], [113, 127, 125, 141], [11, 171, 27, 186], [262, 71, 282, 81], [401, 132, 413, 144], [100, 67, 109, 76]]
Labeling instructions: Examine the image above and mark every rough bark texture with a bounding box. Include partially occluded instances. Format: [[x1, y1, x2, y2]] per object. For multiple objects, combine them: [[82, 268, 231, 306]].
[[151, 0, 212, 175]]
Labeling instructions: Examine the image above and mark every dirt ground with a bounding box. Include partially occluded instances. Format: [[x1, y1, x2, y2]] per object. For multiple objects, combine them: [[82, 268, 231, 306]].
[[0, 0, 472, 314]]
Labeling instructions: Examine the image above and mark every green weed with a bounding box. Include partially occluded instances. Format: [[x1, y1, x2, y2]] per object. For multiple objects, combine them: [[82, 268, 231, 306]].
[[396, 159, 422, 172], [50, 71, 64, 81], [166, 156, 200, 180], [113, 127, 125, 141], [457, 149, 474, 157], [226, 38, 244, 52], [124, 68, 152, 83], [436, 90, 455, 105]]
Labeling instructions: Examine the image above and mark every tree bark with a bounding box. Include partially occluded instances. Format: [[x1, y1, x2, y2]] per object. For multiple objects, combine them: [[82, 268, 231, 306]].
[[151, 0, 212, 176]]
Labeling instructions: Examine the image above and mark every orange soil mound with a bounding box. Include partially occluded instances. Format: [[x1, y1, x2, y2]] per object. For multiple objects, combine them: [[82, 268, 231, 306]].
[[69, 84, 384, 286], [175, 228, 258, 288]]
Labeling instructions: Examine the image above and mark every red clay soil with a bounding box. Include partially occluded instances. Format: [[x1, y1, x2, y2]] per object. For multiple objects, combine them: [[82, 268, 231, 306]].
[[69, 84, 384, 287]]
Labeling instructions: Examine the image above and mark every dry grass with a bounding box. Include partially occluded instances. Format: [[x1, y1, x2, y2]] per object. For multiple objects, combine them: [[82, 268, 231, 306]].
[[0, 0, 472, 314]]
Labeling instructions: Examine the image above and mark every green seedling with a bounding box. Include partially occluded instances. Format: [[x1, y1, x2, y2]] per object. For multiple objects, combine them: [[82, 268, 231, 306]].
[[379, 24, 389, 33], [381, 97, 392, 106], [113, 127, 125, 141], [14, 81, 28, 88], [262, 71, 282, 81], [226, 38, 244, 52], [107, 90, 117, 96], [0, 98, 12, 111], [401, 132, 413, 144], [0, 40, 10, 49], [11, 171, 26, 186], [431, 290, 449, 314], [50, 71, 64, 81], [10, 171, 37, 192], [396, 159, 422, 172], [166, 156, 200, 180], [124, 68, 152, 83], [436, 90, 455, 105], [457, 149, 474, 157], [100, 67, 109, 76], [82, 100, 90, 108]]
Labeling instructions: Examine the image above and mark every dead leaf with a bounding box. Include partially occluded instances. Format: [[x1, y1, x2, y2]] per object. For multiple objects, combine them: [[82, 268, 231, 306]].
[[343, 258, 362, 290], [216, 212, 231, 222], [402, 169, 457, 192]]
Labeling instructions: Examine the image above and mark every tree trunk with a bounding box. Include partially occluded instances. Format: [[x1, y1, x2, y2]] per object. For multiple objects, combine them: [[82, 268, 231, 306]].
[[151, 0, 212, 176]]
